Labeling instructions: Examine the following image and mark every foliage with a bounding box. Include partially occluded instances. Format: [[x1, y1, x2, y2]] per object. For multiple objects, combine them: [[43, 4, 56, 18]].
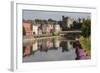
[[72, 21, 82, 30], [81, 19, 91, 37], [79, 36, 91, 55], [52, 32, 59, 36]]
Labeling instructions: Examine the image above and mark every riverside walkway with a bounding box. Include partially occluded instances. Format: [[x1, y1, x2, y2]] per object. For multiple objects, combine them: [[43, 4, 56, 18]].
[[23, 30, 81, 42]]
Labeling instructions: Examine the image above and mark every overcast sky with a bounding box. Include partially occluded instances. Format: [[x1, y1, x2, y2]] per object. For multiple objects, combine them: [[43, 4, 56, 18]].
[[23, 10, 91, 21]]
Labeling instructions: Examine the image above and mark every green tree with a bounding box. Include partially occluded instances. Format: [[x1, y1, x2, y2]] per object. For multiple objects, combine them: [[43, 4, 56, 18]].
[[81, 19, 91, 37]]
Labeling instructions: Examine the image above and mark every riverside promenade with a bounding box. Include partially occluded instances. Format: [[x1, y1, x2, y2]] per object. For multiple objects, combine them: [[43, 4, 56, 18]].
[[23, 30, 81, 42]]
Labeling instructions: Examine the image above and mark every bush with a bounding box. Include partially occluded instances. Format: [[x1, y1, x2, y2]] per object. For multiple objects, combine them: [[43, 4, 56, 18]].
[[79, 36, 91, 55], [52, 32, 59, 36]]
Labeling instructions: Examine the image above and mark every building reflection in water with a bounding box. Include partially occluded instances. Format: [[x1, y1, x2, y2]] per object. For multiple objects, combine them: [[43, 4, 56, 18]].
[[23, 38, 75, 57], [23, 44, 32, 57], [23, 37, 90, 62]]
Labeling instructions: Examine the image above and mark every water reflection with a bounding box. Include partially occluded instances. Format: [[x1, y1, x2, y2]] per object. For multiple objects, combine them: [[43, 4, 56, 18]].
[[23, 37, 89, 62], [73, 40, 90, 60]]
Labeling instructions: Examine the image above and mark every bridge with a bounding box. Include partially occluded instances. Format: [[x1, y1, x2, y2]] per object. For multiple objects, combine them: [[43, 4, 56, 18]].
[[59, 30, 82, 34], [23, 30, 82, 42], [24, 30, 82, 38], [59, 30, 82, 36]]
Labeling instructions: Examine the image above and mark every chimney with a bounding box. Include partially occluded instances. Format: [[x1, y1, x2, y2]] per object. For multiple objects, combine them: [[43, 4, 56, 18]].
[[62, 16, 65, 20]]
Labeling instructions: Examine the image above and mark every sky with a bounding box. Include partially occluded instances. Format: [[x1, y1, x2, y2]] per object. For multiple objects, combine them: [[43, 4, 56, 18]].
[[23, 10, 91, 21]]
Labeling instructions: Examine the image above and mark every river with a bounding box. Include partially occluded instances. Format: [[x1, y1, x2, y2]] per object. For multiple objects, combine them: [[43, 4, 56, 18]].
[[23, 36, 89, 62]]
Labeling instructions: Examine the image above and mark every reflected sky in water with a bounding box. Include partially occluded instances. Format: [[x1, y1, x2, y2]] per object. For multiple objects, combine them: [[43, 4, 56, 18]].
[[23, 37, 77, 62]]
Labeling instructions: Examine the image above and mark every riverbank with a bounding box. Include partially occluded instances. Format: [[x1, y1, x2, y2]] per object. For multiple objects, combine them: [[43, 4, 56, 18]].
[[79, 36, 91, 57]]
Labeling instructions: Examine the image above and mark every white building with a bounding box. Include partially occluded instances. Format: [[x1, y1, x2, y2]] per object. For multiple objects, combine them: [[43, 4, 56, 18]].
[[67, 18, 74, 28], [55, 24, 61, 33], [32, 24, 39, 35]]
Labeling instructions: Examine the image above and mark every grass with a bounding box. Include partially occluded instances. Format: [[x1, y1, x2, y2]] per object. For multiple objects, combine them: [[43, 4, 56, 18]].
[[52, 32, 59, 36], [79, 36, 91, 56]]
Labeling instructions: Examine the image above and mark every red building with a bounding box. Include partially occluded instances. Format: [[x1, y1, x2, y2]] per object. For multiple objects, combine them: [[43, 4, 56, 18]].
[[23, 20, 32, 36]]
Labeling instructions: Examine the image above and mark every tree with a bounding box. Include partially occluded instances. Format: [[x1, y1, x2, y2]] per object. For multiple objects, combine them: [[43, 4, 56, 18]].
[[81, 19, 91, 37]]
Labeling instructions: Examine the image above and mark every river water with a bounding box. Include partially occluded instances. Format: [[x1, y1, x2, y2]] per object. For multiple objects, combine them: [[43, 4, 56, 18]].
[[23, 36, 81, 62]]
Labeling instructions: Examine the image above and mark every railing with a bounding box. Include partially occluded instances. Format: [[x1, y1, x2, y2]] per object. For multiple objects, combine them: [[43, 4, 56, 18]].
[[23, 30, 82, 40], [60, 30, 82, 34]]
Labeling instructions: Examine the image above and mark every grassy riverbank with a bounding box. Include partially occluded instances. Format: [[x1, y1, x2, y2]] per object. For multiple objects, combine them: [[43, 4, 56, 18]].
[[79, 36, 91, 56]]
